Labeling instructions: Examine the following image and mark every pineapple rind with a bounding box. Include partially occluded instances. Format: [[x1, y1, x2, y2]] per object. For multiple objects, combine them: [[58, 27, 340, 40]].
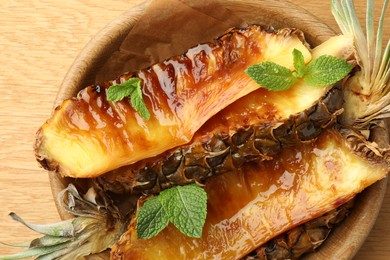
[[111, 128, 388, 259]]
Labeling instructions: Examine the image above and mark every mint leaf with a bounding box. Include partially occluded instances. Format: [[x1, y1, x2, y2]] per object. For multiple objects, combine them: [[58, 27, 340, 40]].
[[130, 84, 151, 120], [106, 77, 150, 120], [304, 55, 353, 87], [136, 196, 169, 239], [246, 49, 352, 92], [106, 78, 139, 102], [135, 184, 208, 239], [245, 62, 298, 91], [159, 184, 207, 238], [292, 48, 306, 78]]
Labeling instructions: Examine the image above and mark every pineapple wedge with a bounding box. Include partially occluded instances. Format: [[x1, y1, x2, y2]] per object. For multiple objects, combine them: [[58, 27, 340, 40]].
[[255, 199, 355, 259], [111, 128, 389, 259], [35, 26, 313, 178], [98, 35, 353, 195]]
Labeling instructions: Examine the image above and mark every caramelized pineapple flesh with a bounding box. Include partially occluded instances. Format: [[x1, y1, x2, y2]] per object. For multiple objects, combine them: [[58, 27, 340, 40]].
[[99, 85, 344, 195], [111, 128, 389, 259], [98, 35, 354, 194], [254, 199, 355, 259], [35, 26, 312, 178]]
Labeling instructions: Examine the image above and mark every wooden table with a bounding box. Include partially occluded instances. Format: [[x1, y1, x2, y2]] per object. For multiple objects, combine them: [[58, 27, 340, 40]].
[[0, 0, 388, 258]]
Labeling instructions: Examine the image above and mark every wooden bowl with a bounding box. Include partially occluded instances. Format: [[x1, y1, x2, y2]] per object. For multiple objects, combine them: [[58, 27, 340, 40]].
[[49, 0, 387, 259]]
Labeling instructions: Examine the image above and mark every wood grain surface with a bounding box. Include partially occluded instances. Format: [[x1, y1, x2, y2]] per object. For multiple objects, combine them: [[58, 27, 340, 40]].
[[0, 0, 388, 258]]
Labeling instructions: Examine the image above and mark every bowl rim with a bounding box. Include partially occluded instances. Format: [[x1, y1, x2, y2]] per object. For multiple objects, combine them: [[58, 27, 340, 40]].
[[48, 0, 388, 259]]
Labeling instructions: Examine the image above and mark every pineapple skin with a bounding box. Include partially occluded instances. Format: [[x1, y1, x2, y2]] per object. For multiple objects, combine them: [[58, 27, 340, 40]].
[[98, 85, 343, 195], [97, 34, 355, 195], [35, 25, 311, 179], [110, 128, 389, 260], [252, 199, 354, 260]]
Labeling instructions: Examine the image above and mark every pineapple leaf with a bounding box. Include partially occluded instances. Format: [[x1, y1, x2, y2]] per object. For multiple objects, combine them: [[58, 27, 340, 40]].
[[30, 235, 72, 248], [332, 0, 390, 128], [0, 184, 123, 260], [0, 242, 29, 248], [0, 241, 71, 260], [8, 213, 74, 237]]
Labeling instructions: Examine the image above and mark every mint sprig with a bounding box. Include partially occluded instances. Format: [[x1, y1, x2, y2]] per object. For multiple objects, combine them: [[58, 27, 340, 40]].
[[304, 55, 353, 87], [136, 197, 169, 239], [136, 184, 207, 239], [106, 78, 151, 120], [292, 48, 306, 78], [245, 62, 298, 91], [246, 49, 352, 91]]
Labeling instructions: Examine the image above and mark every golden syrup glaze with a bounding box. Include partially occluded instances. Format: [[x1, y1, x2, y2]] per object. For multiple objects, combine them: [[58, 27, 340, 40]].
[[111, 129, 388, 259], [35, 26, 311, 178], [98, 88, 280, 194], [93, 36, 356, 195], [98, 80, 333, 194]]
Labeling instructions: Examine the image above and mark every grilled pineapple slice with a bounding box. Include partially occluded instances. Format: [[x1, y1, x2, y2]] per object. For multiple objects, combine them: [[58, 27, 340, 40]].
[[35, 26, 313, 178], [110, 128, 389, 259], [3, 128, 387, 260], [2, 1, 386, 259], [97, 34, 354, 194], [98, 84, 344, 195]]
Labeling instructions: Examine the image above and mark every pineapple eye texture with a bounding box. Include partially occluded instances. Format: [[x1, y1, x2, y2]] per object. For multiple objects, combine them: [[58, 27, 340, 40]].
[[2, 0, 388, 259], [110, 129, 389, 259]]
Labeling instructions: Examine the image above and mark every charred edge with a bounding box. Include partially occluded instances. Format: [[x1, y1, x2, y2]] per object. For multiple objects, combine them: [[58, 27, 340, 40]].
[[249, 199, 355, 260], [34, 127, 58, 172], [217, 25, 288, 41], [98, 85, 344, 195], [34, 92, 83, 172], [337, 126, 390, 165]]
